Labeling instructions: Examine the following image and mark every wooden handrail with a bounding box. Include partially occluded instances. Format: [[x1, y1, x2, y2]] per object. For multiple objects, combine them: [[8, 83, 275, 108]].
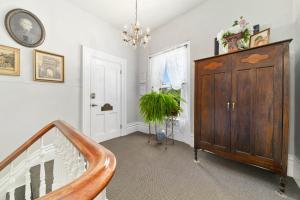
[[0, 120, 116, 199]]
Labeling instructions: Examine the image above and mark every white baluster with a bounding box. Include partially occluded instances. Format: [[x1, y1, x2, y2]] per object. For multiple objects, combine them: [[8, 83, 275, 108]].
[[60, 137, 69, 184], [25, 150, 31, 200], [39, 138, 46, 196], [76, 153, 82, 177], [78, 153, 86, 175], [53, 128, 64, 190], [70, 147, 78, 179], [9, 163, 15, 200]]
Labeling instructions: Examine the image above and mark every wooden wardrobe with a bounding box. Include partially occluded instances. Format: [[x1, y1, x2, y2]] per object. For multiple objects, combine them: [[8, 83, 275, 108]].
[[194, 39, 292, 192]]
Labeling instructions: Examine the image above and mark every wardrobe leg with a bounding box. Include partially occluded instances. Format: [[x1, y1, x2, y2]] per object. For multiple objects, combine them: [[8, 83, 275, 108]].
[[279, 176, 286, 194], [194, 148, 199, 163]]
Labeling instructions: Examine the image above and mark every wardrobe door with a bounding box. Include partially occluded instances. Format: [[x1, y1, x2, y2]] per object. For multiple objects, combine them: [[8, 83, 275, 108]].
[[231, 45, 283, 164], [195, 56, 231, 152]]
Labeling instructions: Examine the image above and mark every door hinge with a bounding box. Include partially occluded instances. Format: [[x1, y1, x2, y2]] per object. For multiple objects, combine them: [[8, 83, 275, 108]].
[[120, 124, 123, 129], [120, 70, 122, 75]]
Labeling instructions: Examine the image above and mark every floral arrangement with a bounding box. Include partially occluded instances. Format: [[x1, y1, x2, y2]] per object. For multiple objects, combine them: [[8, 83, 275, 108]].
[[217, 17, 253, 52]]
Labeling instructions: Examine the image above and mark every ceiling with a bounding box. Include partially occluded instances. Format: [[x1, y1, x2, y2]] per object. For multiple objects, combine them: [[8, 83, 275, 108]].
[[67, 0, 205, 30]]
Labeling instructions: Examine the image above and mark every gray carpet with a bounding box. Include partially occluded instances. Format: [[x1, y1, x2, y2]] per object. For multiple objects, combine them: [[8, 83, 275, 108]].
[[101, 132, 300, 200]]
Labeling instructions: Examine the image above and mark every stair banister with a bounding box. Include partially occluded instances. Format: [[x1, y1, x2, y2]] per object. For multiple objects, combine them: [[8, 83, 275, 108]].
[[0, 120, 116, 200]]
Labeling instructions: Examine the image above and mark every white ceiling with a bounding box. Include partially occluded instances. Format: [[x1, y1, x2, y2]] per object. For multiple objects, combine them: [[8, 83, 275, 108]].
[[67, 0, 205, 30]]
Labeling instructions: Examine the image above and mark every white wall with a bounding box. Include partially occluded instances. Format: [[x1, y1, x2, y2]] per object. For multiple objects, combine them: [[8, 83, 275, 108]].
[[0, 0, 138, 160], [138, 0, 296, 150]]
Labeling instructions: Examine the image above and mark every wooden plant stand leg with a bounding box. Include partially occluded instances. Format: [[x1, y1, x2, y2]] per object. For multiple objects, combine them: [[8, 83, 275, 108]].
[[165, 119, 168, 150], [148, 124, 151, 143], [172, 119, 174, 145]]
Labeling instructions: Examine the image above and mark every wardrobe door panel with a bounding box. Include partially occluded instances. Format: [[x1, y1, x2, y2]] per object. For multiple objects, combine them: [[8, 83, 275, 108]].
[[199, 74, 214, 145], [231, 69, 255, 155], [195, 56, 231, 151], [232, 45, 283, 163], [214, 72, 231, 151]]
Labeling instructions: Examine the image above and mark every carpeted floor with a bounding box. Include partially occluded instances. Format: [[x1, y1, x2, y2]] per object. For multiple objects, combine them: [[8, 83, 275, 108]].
[[101, 132, 300, 200]]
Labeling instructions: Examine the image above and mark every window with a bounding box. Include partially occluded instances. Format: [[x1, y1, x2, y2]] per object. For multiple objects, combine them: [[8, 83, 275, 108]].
[[148, 43, 190, 138], [149, 45, 187, 91]]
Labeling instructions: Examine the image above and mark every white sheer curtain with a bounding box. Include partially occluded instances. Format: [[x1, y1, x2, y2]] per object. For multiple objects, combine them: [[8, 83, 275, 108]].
[[149, 46, 189, 133]]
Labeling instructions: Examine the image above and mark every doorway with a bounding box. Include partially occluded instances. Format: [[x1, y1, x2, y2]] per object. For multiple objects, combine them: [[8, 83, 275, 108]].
[[82, 47, 127, 142]]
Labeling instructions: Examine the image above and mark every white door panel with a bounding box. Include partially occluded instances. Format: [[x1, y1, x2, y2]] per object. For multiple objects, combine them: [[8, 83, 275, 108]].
[[90, 58, 121, 142]]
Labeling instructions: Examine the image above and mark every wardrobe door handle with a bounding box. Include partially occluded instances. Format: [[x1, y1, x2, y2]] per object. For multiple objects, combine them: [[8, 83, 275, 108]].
[[227, 102, 230, 111], [232, 102, 236, 111]]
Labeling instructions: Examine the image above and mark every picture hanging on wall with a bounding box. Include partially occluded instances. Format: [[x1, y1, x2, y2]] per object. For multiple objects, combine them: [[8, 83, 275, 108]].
[[0, 45, 20, 76], [5, 9, 46, 48], [34, 50, 64, 83]]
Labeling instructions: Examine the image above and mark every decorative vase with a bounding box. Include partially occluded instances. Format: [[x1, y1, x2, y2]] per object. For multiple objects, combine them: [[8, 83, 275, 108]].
[[224, 32, 243, 53]]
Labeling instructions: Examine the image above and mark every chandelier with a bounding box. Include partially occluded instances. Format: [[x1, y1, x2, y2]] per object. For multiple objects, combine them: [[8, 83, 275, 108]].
[[122, 0, 151, 48]]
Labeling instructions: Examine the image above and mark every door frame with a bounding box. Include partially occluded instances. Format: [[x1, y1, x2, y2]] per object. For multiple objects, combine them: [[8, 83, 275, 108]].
[[82, 46, 127, 140]]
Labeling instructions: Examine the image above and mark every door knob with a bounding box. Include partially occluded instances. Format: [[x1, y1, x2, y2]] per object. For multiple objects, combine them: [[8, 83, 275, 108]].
[[227, 102, 230, 111], [90, 104, 98, 107]]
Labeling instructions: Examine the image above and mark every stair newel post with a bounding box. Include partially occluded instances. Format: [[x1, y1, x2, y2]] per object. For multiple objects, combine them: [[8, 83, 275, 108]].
[[9, 163, 15, 200], [25, 150, 31, 200], [39, 137, 46, 196]]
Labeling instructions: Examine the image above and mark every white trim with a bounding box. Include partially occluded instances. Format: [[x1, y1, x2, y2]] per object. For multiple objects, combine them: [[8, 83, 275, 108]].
[[294, 156, 300, 186], [287, 154, 294, 177], [82, 46, 127, 139], [148, 42, 190, 58], [126, 122, 148, 134]]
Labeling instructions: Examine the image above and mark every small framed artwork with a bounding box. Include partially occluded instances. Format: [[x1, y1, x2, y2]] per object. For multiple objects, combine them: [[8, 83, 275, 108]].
[[250, 28, 270, 48], [5, 9, 46, 48], [0, 45, 20, 76], [34, 50, 64, 82]]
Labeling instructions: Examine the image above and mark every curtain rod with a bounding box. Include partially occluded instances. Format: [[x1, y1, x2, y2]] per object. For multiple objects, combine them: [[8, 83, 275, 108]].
[[149, 42, 189, 59]]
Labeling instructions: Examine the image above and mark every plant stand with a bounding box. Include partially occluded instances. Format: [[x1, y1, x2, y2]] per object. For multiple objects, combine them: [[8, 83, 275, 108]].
[[147, 117, 175, 150], [165, 117, 175, 145]]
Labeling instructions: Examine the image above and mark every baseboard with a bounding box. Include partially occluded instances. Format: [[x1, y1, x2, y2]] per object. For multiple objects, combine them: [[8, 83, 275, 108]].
[[294, 156, 300, 186], [126, 122, 194, 147], [126, 122, 148, 134], [288, 154, 294, 177]]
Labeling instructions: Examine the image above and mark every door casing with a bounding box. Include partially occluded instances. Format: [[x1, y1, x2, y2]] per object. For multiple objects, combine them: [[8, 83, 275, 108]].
[[82, 46, 127, 141]]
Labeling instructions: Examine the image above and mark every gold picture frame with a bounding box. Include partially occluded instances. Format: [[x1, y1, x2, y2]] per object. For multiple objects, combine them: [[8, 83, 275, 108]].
[[0, 45, 20, 76], [249, 28, 270, 48], [34, 50, 64, 83]]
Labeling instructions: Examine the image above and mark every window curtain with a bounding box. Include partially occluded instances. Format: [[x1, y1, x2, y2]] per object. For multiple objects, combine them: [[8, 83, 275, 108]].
[[149, 46, 189, 134]]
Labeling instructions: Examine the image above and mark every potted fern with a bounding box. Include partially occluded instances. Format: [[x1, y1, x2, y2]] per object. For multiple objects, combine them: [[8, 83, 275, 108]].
[[139, 90, 185, 143]]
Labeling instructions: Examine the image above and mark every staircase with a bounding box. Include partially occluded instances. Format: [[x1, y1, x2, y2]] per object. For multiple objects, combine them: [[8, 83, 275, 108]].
[[0, 121, 116, 200]]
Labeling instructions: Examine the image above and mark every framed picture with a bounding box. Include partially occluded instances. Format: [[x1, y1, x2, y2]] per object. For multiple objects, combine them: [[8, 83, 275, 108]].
[[0, 45, 20, 76], [5, 9, 45, 48], [34, 50, 64, 82], [250, 28, 270, 48]]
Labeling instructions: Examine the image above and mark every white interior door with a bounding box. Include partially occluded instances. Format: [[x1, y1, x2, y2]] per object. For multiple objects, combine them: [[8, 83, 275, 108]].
[[90, 58, 122, 142]]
